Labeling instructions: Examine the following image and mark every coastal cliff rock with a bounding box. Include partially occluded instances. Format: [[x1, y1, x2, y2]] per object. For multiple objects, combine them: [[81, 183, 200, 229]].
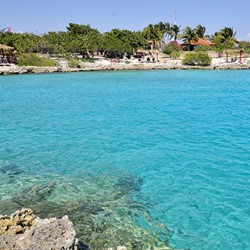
[[1, 62, 250, 75], [0, 208, 78, 250]]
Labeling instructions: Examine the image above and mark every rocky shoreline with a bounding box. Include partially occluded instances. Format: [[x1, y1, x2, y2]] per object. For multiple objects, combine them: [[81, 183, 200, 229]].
[[0, 208, 78, 250], [0, 209, 132, 250], [0, 164, 173, 250], [0, 62, 249, 75]]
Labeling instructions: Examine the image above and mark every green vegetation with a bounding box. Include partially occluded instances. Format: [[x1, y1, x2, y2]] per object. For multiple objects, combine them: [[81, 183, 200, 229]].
[[103, 29, 145, 55], [0, 21, 249, 67], [211, 27, 238, 49], [67, 58, 82, 68], [80, 58, 94, 63], [182, 52, 212, 66], [194, 45, 211, 52], [170, 50, 180, 59], [17, 53, 58, 66], [67, 57, 94, 68], [142, 24, 162, 49], [0, 32, 41, 53], [238, 41, 250, 53], [181, 27, 199, 51], [195, 25, 206, 38], [169, 24, 181, 41], [163, 42, 181, 58]]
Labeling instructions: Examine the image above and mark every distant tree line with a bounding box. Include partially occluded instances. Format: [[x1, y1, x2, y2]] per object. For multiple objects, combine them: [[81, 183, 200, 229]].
[[0, 22, 249, 57]]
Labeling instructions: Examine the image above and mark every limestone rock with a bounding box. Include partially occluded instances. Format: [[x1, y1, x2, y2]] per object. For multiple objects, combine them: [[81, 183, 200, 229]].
[[0, 209, 78, 250], [0, 208, 35, 235]]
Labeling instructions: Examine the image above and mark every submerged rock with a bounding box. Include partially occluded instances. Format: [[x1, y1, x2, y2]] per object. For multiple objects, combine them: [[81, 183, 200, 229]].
[[0, 163, 23, 176], [12, 182, 56, 206], [0, 208, 78, 250], [0, 172, 173, 249]]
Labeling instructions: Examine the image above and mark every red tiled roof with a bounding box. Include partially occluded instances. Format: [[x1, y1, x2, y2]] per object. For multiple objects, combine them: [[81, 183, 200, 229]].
[[181, 38, 215, 46]]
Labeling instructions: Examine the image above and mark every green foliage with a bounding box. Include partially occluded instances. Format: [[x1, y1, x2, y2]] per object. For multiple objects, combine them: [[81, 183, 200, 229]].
[[163, 42, 181, 58], [0, 22, 246, 62], [181, 27, 199, 50], [80, 58, 94, 63], [211, 27, 238, 49], [0, 32, 41, 53], [101, 29, 145, 55], [158, 22, 171, 40], [0, 23, 102, 56], [170, 50, 180, 59], [67, 58, 81, 68], [142, 24, 162, 49], [162, 44, 174, 55], [44, 30, 101, 56], [157, 21, 170, 38], [194, 45, 211, 52], [169, 24, 181, 41], [102, 32, 127, 54], [42, 32, 70, 54], [195, 25, 206, 38], [17, 53, 58, 66], [66, 23, 98, 35], [182, 52, 212, 66], [238, 41, 250, 53], [64, 23, 102, 55], [67, 57, 94, 68]]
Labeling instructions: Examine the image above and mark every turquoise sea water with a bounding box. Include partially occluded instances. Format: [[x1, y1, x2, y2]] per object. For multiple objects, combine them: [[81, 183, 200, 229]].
[[0, 70, 249, 249]]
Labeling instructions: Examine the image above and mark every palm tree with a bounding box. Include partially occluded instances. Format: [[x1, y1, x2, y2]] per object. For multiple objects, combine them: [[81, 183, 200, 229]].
[[220, 27, 237, 44], [195, 25, 206, 38], [170, 24, 181, 41], [211, 27, 238, 49], [157, 21, 166, 34], [142, 24, 162, 49], [182, 27, 199, 51], [156, 22, 167, 48], [163, 22, 172, 41], [156, 22, 172, 43]]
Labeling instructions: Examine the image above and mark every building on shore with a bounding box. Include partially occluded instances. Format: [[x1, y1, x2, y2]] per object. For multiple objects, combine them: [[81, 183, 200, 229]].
[[181, 38, 215, 51]]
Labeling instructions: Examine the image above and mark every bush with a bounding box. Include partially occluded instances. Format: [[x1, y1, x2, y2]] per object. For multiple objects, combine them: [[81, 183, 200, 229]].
[[17, 53, 58, 66], [182, 52, 212, 66], [68, 57, 94, 68], [68, 58, 81, 68], [170, 50, 180, 59], [163, 42, 181, 58], [80, 58, 94, 63], [194, 45, 211, 52], [238, 41, 250, 54]]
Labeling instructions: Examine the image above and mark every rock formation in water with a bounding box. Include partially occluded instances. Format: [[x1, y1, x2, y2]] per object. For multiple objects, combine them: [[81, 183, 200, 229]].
[[0, 170, 172, 249], [0, 208, 78, 250]]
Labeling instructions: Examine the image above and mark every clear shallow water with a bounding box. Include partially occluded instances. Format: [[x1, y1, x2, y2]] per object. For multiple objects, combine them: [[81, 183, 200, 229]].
[[0, 70, 250, 249]]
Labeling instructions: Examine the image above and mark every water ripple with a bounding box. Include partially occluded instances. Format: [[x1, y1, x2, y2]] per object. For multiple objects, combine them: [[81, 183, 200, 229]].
[[0, 70, 250, 250]]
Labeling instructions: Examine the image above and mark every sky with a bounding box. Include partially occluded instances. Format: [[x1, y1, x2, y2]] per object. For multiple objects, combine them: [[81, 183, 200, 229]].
[[1, 0, 250, 41]]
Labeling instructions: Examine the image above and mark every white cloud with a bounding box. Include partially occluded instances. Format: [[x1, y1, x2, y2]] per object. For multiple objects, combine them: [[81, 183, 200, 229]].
[[247, 33, 250, 41]]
